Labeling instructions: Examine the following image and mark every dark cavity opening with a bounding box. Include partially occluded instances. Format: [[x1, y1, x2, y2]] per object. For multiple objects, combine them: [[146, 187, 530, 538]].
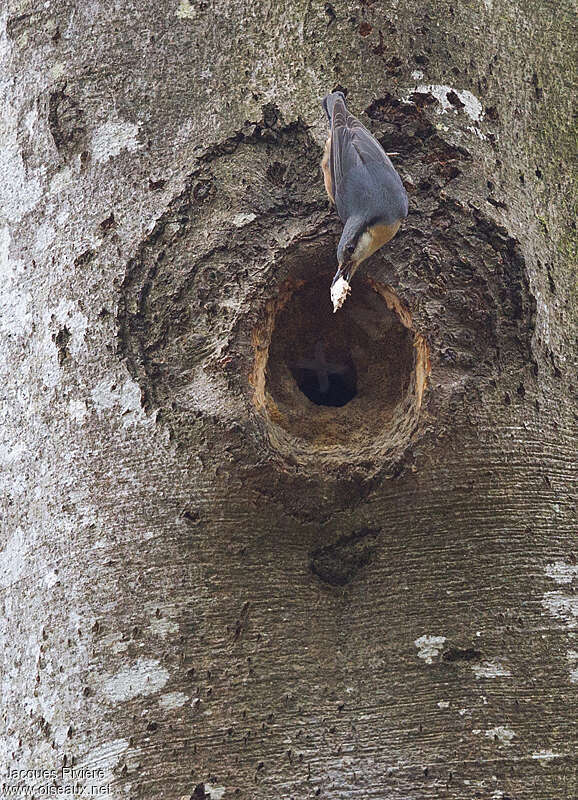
[[259, 271, 422, 449], [292, 346, 357, 407]]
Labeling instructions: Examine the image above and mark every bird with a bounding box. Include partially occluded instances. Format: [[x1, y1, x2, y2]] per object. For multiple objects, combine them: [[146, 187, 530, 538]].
[[321, 91, 408, 311]]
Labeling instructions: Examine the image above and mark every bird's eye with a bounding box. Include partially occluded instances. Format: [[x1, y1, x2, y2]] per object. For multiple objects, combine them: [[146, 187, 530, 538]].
[[346, 243, 355, 254]]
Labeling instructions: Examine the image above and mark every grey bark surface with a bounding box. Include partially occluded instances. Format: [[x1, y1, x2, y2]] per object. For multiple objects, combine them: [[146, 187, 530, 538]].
[[0, 1, 576, 799]]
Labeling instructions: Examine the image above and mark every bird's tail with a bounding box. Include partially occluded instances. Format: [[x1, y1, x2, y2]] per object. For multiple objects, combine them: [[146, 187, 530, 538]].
[[322, 91, 346, 121]]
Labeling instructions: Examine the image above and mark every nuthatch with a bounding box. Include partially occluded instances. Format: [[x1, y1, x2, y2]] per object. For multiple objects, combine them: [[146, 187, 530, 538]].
[[321, 91, 408, 311]]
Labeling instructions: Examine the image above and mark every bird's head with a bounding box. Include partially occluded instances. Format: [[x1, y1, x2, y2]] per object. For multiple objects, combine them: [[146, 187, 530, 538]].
[[333, 218, 371, 286]]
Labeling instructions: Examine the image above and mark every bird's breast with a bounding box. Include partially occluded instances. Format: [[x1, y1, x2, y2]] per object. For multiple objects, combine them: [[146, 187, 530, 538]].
[[352, 221, 401, 266], [370, 220, 401, 248]]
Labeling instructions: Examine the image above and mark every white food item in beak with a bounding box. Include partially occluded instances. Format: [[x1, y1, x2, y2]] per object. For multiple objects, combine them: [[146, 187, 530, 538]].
[[331, 276, 351, 313]]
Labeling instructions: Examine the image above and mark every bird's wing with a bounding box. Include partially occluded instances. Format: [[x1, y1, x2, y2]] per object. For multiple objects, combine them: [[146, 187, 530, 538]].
[[321, 134, 334, 204], [330, 101, 394, 206]]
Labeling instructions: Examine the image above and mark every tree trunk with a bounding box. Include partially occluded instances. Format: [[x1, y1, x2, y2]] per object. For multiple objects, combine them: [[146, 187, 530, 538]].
[[1, 1, 575, 799]]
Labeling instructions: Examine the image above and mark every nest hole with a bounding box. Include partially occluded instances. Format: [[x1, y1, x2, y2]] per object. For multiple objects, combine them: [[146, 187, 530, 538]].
[[251, 271, 429, 469]]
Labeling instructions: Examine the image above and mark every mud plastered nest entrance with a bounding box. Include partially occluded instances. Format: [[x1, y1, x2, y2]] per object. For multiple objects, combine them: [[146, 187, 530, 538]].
[[251, 274, 429, 472]]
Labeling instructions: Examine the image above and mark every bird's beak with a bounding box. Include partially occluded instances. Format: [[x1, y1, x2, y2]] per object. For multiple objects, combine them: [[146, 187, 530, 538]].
[[332, 260, 353, 286]]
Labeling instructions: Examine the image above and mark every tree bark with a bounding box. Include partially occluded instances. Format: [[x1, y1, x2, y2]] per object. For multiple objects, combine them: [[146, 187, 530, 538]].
[[1, 1, 575, 799]]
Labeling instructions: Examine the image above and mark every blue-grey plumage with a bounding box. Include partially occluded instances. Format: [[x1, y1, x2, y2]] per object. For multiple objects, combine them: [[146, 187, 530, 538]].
[[321, 92, 408, 305]]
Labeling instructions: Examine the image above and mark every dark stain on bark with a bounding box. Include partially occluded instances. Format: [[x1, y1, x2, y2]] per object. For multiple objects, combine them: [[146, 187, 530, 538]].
[[53, 325, 71, 366], [48, 86, 87, 159], [148, 177, 167, 191], [442, 646, 482, 662], [100, 213, 116, 232], [230, 601, 251, 643], [446, 89, 465, 109], [324, 3, 336, 26], [310, 528, 381, 585], [266, 161, 287, 187], [74, 249, 95, 267], [182, 508, 201, 525], [7, 13, 34, 39]]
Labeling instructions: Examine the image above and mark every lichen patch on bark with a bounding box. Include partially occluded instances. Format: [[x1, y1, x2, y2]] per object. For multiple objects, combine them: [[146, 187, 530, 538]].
[[101, 658, 170, 703]]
